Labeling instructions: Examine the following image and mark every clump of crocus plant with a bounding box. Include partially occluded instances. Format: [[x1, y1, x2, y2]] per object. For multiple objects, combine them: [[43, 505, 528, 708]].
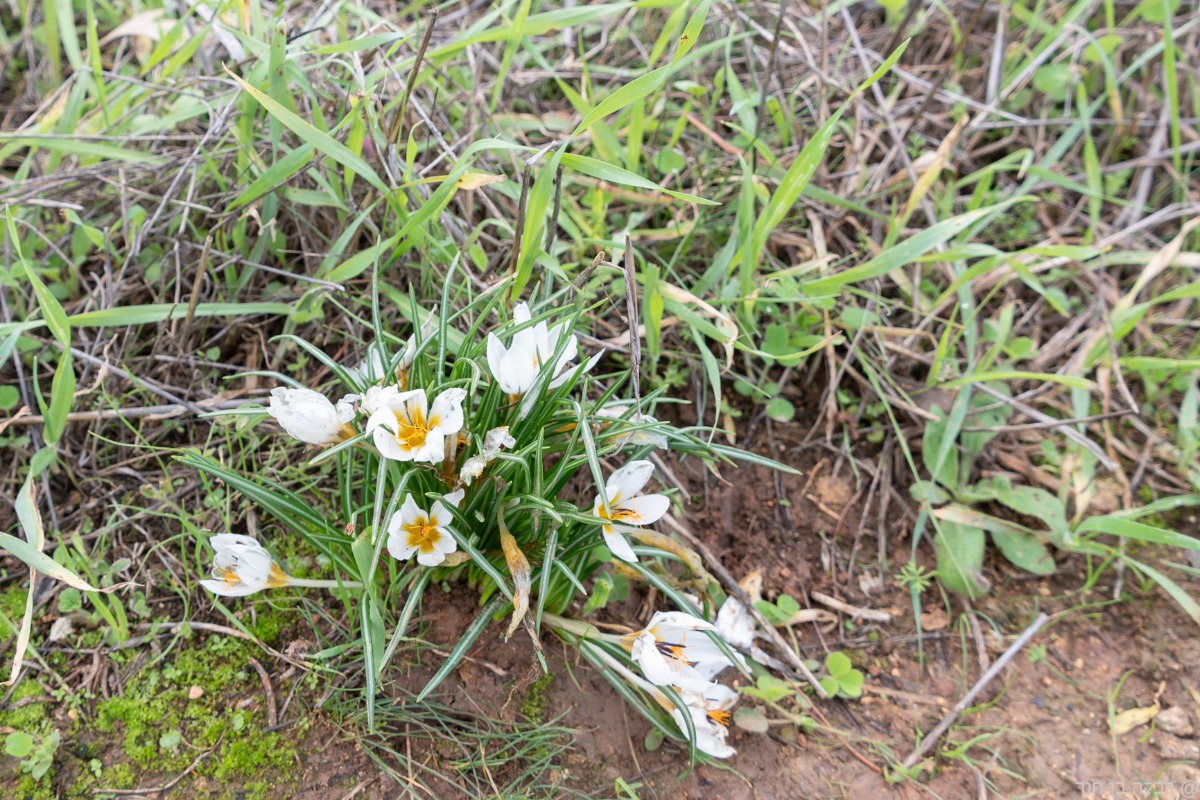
[[189, 295, 781, 761]]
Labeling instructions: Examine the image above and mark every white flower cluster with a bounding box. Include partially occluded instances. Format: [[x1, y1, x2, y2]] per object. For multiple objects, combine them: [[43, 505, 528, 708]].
[[205, 303, 671, 581]]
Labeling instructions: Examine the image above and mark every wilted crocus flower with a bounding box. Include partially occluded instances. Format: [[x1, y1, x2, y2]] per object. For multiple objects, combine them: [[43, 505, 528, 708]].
[[574, 635, 738, 760], [486, 302, 581, 397], [459, 426, 517, 486], [627, 611, 744, 692], [200, 535, 290, 597], [590, 460, 670, 562], [268, 387, 357, 445], [387, 489, 464, 567], [366, 387, 466, 463], [595, 404, 669, 449]]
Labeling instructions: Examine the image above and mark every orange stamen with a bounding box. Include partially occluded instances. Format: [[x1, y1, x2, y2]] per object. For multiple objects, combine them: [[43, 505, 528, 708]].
[[708, 709, 731, 727]]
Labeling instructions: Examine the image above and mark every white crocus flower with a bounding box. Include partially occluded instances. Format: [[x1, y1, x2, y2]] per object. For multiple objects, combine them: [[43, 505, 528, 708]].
[[671, 683, 738, 759], [627, 611, 744, 692], [200, 535, 289, 597], [595, 404, 669, 449], [459, 426, 517, 486], [486, 302, 582, 397], [590, 460, 670, 562], [268, 387, 357, 445], [366, 387, 466, 464], [387, 489, 465, 567]]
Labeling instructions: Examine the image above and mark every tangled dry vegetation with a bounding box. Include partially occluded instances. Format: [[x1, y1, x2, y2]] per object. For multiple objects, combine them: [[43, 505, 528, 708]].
[[1, 0, 1198, 796]]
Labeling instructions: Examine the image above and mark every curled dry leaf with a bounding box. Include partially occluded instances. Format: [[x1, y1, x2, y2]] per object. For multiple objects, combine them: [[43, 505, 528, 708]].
[[500, 530, 531, 640], [456, 172, 505, 191], [1110, 702, 1160, 736]]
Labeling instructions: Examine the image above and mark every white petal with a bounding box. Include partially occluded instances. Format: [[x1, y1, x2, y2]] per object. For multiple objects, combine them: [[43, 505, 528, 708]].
[[200, 578, 259, 597], [498, 345, 538, 394], [486, 333, 508, 382], [335, 394, 359, 423], [605, 460, 655, 505], [429, 500, 457, 528], [687, 682, 738, 710], [388, 539, 418, 562], [268, 387, 343, 444], [647, 611, 718, 635], [429, 388, 466, 435], [532, 319, 554, 360], [603, 525, 639, 563], [396, 495, 423, 528], [399, 389, 429, 425], [431, 529, 458, 555], [632, 636, 714, 692], [672, 707, 735, 759], [614, 493, 670, 526], [509, 303, 537, 353], [715, 597, 756, 650], [368, 409, 413, 461], [443, 488, 465, 509], [417, 548, 447, 567], [412, 428, 446, 464], [209, 533, 260, 552], [398, 334, 419, 370], [361, 385, 398, 416]]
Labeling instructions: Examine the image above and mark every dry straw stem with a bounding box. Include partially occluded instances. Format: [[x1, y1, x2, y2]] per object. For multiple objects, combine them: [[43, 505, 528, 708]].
[[901, 613, 1050, 770]]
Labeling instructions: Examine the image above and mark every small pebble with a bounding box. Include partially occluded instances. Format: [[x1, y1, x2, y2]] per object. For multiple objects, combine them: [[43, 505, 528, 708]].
[[1157, 706, 1194, 738], [1032, 695, 1046, 710], [1157, 733, 1200, 760], [188, 685, 204, 700]]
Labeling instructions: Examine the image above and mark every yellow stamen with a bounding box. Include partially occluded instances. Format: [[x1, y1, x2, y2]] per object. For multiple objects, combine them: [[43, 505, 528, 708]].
[[217, 567, 242, 588], [393, 404, 437, 451], [404, 517, 442, 554], [596, 503, 637, 523]]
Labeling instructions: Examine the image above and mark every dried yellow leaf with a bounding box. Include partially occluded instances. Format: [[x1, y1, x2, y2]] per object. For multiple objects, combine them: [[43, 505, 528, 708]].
[[456, 172, 505, 191], [1109, 703, 1160, 735]]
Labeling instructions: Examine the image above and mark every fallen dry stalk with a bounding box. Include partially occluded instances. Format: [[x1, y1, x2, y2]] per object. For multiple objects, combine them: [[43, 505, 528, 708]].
[[901, 612, 1049, 769], [811, 590, 893, 623]]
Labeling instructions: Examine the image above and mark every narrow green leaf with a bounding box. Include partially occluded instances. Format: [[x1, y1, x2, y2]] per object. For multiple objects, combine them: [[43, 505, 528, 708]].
[[572, 65, 672, 137], [226, 70, 388, 194]]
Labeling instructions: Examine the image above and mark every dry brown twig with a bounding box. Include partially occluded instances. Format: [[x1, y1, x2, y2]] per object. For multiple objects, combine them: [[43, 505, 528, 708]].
[[901, 613, 1049, 769]]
